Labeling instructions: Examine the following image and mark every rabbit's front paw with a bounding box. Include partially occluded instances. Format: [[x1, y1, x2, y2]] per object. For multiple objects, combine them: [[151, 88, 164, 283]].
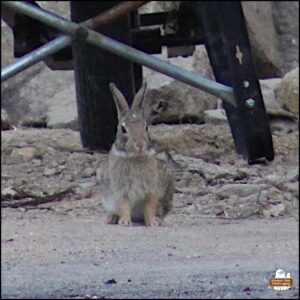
[[144, 195, 162, 227], [116, 199, 131, 226], [118, 216, 132, 226], [145, 216, 163, 227], [107, 215, 119, 224]]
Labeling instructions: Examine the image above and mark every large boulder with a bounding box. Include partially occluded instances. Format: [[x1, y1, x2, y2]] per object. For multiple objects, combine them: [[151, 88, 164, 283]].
[[1, 2, 76, 128], [274, 67, 299, 116], [241, 1, 282, 78], [272, 1, 299, 75], [259, 78, 295, 119], [2, 55, 76, 128], [142, 46, 218, 124], [46, 87, 78, 129]]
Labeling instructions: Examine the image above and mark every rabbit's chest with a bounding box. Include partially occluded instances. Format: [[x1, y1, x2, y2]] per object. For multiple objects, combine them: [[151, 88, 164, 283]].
[[110, 158, 159, 203]]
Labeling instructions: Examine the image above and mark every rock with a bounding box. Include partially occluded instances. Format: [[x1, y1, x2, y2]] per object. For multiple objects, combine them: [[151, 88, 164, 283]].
[[171, 153, 257, 183], [43, 168, 57, 177], [274, 67, 299, 115], [285, 167, 299, 182], [1, 109, 13, 130], [45, 147, 56, 156], [258, 187, 286, 208], [1, 186, 17, 198], [223, 194, 261, 219], [143, 52, 218, 124], [1, 22, 48, 126], [203, 109, 227, 124], [10, 147, 38, 162], [255, 78, 296, 120], [270, 119, 298, 134], [272, 1, 299, 74], [32, 159, 42, 167], [258, 78, 297, 132], [264, 174, 285, 187], [191, 45, 216, 82], [285, 182, 299, 197], [242, 1, 282, 78], [82, 167, 95, 178], [78, 179, 95, 189], [1, 2, 75, 128], [262, 203, 286, 218], [259, 79, 285, 116], [64, 174, 74, 182], [46, 87, 78, 130], [2, 64, 76, 127], [215, 183, 269, 198], [264, 169, 299, 189], [1, 20, 13, 68]]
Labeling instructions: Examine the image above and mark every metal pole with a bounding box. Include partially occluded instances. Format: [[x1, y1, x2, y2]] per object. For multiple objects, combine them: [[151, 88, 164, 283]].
[[89, 1, 149, 28], [1, 1, 149, 81], [2, 1, 236, 107], [1, 35, 72, 81]]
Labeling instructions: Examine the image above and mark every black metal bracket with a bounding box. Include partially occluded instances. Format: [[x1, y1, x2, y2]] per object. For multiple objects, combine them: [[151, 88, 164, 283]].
[[196, 1, 274, 163]]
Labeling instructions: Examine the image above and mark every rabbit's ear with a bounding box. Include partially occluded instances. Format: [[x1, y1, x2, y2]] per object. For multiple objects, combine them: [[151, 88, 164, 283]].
[[109, 83, 129, 118], [131, 82, 147, 112]]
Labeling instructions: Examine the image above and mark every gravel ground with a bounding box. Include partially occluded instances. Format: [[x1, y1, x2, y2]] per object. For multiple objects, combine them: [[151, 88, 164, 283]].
[[1, 124, 299, 298]]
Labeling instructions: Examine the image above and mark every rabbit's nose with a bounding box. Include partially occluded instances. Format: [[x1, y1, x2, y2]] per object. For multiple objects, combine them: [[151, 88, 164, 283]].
[[133, 142, 146, 152]]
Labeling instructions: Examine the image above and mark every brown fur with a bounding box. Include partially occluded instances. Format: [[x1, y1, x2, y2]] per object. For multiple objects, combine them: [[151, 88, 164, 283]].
[[102, 82, 174, 227]]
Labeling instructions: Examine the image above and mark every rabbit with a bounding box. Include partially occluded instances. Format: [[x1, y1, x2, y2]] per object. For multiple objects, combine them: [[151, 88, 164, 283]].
[[102, 82, 174, 227]]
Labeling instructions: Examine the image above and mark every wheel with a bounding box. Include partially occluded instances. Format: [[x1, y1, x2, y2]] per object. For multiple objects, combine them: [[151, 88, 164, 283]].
[[70, 1, 142, 151]]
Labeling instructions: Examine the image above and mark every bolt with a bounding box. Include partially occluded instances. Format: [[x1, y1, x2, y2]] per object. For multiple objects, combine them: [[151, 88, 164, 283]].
[[74, 26, 89, 40], [243, 80, 250, 88], [245, 98, 255, 108]]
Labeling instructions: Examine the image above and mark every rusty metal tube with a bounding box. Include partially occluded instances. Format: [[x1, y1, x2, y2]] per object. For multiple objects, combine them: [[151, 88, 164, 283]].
[[90, 1, 149, 28]]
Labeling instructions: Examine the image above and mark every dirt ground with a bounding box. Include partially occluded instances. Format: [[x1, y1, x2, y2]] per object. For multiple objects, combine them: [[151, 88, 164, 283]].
[[1, 123, 299, 298]]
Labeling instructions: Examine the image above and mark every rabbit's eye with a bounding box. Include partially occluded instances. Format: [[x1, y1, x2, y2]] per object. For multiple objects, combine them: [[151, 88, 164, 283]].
[[121, 124, 127, 134]]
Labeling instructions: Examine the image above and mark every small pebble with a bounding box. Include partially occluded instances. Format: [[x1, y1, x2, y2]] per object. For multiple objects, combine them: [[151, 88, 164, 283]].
[[64, 174, 74, 181], [82, 167, 95, 178], [43, 168, 56, 176], [10, 147, 38, 161], [104, 279, 117, 285], [32, 159, 42, 167]]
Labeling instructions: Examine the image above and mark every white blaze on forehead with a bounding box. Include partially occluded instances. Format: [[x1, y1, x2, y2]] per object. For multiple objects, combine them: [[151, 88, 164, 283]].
[[128, 113, 142, 122]]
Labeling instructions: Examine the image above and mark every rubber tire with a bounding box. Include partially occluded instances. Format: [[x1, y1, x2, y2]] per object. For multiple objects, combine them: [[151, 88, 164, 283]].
[[71, 1, 142, 151]]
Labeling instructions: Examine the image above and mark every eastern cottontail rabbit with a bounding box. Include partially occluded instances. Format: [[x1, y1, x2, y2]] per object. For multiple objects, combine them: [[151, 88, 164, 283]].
[[102, 82, 174, 226]]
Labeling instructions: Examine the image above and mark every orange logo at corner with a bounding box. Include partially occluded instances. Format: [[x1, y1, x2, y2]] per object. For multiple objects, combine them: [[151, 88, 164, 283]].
[[269, 269, 293, 291]]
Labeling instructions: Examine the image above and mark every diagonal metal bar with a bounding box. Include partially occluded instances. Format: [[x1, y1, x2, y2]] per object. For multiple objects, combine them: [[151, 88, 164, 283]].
[[89, 1, 149, 28], [1, 1, 236, 107], [1, 1, 149, 81], [1, 35, 72, 81]]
